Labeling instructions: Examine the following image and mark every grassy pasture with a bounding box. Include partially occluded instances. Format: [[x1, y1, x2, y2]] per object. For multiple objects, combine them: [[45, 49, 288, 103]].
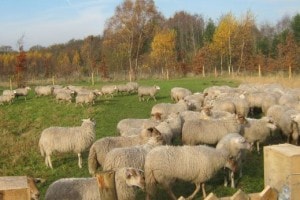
[[0, 76, 277, 199]]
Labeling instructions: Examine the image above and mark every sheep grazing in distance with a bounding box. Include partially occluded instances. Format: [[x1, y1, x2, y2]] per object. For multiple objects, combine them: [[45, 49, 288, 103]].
[[0, 94, 15, 105], [2, 89, 16, 96], [88, 127, 163, 176], [144, 134, 250, 200], [241, 116, 277, 153], [75, 92, 97, 106], [170, 87, 192, 102], [182, 114, 247, 145], [35, 85, 54, 97], [55, 91, 73, 103], [103, 136, 165, 171], [39, 118, 96, 169], [45, 167, 145, 200], [15, 86, 31, 100], [126, 81, 139, 93], [138, 85, 160, 102], [117, 118, 159, 136], [101, 85, 118, 98]]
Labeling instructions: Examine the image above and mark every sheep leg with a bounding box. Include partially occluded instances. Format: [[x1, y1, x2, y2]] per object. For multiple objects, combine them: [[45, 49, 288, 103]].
[[161, 183, 177, 200], [78, 153, 82, 168], [256, 142, 260, 154], [46, 155, 53, 169], [186, 183, 201, 200], [201, 183, 207, 198], [224, 168, 228, 187], [230, 170, 235, 188]]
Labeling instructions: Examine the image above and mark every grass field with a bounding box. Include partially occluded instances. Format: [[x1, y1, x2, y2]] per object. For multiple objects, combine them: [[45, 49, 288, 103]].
[[0, 76, 284, 199]]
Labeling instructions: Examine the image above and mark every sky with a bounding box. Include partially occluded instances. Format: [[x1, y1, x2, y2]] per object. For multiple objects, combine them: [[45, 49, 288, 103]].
[[1, 0, 299, 50]]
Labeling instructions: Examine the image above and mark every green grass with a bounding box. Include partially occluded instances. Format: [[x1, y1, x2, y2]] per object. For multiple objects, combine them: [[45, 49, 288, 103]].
[[0, 77, 266, 199]]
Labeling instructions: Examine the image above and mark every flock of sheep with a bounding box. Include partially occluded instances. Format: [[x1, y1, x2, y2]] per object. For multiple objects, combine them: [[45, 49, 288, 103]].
[[3, 81, 300, 200]]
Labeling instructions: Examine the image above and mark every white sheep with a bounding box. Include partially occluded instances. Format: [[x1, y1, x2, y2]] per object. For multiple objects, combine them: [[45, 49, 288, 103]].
[[144, 135, 250, 200], [55, 91, 73, 103], [182, 114, 246, 145], [0, 94, 15, 105], [126, 82, 139, 93], [103, 136, 165, 171], [39, 118, 96, 169], [75, 92, 96, 106], [35, 85, 54, 97], [15, 86, 31, 100], [151, 99, 191, 121], [2, 89, 16, 96], [170, 87, 192, 102], [138, 85, 160, 102], [45, 167, 145, 200], [117, 118, 159, 136], [241, 116, 277, 153], [88, 127, 163, 175], [117, 84, 131, 95], [101, 85, 118, 98], [183, 92, 206, 111]]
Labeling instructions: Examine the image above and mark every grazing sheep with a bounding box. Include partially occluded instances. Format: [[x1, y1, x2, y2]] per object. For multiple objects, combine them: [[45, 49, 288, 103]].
[[241, 116, 277, 153], [216, 133, 252, 188], [39, 118, 96, 169], [55, 91, 73, 103], [66, 85, 85, 93], [101, 85, 118, 98], [126, 82, 139, 93], [182, 114, 246, 145], [15, 86, 31, 100], [53, 87, 73, 96], [151, 99, 191, 121], [35, 86, 54, 97], [2, 89, 16, 96], [144, 142, 245, 199], [88, 127, 163, 175], [183, 93, 206, 111], [103, 136, 165, 171], [170, 87, 192, 102], [117, 84, 131, 95], [75, 92, 96, 106], [117, 118, 159, 136], [138, 85, 160, 102], [45, 167, 145, 200], [0, 94, 15, 105]]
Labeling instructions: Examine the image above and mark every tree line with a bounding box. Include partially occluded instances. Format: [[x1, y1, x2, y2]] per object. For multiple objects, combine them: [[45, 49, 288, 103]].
[[0, 0, 300, 84]]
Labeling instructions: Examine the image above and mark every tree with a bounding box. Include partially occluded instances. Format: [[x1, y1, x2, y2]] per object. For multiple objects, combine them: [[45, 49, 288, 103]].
[[203, 18, 216, 44], [150, 29, 176, 78], [291, 13, 300, 44], [103, 0, 161, 80], [15, 35, 27, 87], [211, 12, 238, 75]]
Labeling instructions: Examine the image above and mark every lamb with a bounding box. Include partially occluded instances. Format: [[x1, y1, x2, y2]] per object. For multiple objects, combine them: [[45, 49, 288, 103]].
[[101, 85, 118, 98], [151, 99, 191, 121], [39, 118, 96, 169], [15, 86, 31, 100], [35, 85, 54, 97], [103, 136, 165, 171], [182, 114, 246, 145], [0, 94, 15, 105], [75, 92, 96, 106], [138, 85, 160, 102], [45, 167, 145, 200], [88, 127, 163, 175], [240, 116, 277, 153], [170, 87, 192, 102], [144, 134, 250, 200]]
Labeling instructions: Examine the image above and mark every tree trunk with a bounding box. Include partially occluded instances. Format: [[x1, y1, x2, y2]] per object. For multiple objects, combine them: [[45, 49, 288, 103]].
[[202, 65, 205, 77], [258, 64, 261, 77], [289, 64, 292, 79]]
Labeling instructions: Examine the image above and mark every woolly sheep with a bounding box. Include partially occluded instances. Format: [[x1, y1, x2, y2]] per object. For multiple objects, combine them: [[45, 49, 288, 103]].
[[144, 140, 248, 199], [170, 87, 192, 102], [266, 105, 300, 144], [39, 118, 96, 168], [117, 118, 159, 136], [75, 92, 96, 106], [2, 89, 16, 96], [182, 114, 246, 145], [151, 99, 191, 121], [103, 136, 165, 171], [138, 85, 160, 102], [101, 85, 118, 98], [117, 84, 131, 95], [0, 94, 15, 105], [261, 93, 279, 115], [53, 87, 74, 96], [241, 116, 277, 153], [15, 86, 31, 100], [88, 127, 163, 175], [35, 85, 54, 97], [55, 91, 73, 103], [183, 92, 206, 111], [45, 167, 145, 200], [216, 133, 252, 188], [126, 82, 139, 93]]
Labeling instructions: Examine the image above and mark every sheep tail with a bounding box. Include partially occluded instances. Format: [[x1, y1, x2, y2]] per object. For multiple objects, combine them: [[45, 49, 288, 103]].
[[88, 145, 99, 176]]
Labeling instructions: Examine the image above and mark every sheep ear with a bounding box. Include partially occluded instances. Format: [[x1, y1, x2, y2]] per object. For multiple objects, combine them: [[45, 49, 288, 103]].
[[125, 168, 135, 178]]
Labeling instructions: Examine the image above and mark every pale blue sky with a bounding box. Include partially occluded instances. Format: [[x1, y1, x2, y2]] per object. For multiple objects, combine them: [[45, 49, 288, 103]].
[[1, 0, 299, 50]]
